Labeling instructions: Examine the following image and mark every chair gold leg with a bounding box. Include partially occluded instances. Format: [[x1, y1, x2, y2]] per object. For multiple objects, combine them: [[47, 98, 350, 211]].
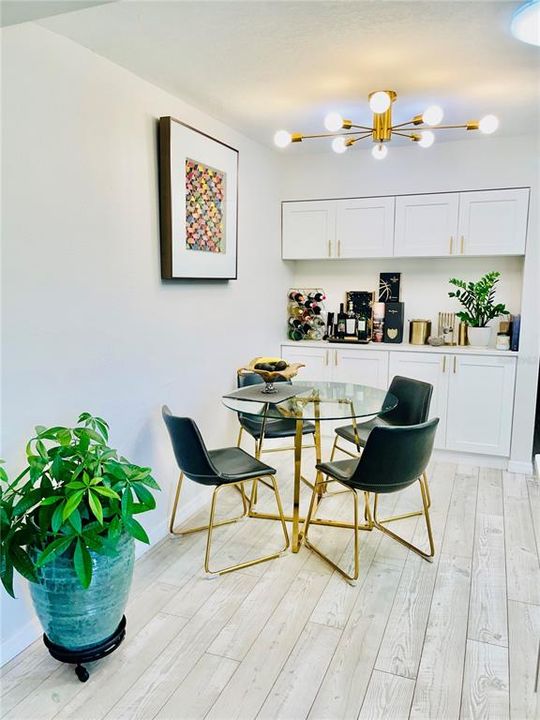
[[375, 470, 432, 525], [373, 478, 435, 561], [303, 479, 360, 585], [205, 476, 289, 575], [169, 473, 247, 536], [236, 425, 244, 448]]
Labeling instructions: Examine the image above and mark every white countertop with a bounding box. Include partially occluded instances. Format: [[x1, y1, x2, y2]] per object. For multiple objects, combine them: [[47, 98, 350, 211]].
[[281, 339, 519, 358]]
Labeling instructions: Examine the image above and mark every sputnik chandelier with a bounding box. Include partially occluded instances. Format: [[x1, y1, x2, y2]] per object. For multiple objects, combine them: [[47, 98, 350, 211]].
[[274, 90, 499, 159]]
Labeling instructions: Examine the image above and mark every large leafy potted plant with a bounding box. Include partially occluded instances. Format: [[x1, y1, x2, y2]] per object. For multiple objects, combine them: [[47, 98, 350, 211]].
[[448, 271, 508, 347], [0, 413, 159, 658]]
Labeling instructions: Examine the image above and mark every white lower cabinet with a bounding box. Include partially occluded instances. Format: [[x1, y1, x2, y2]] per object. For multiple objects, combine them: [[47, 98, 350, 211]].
[[445, 354, 516, 456], [388, 351, 448, 449], [281, 344, 517, 458]]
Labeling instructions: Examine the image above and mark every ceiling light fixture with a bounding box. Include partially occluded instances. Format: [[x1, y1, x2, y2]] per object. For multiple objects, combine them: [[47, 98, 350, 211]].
[[274, 90, 498, 158], [511, 0, 540, 46]]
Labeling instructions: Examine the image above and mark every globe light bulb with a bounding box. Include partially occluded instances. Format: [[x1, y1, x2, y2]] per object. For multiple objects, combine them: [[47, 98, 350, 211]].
[[273, 130, 292, 148], [324, 112, 344, 132], [331, 137, 347, 154], [418, 130, 435, 148], [369, 91, 391, 114], [422, 105, 444, 126], [371, 143, 388, 160], [511, 0, 540, 46], [479, 115, 499, 134]]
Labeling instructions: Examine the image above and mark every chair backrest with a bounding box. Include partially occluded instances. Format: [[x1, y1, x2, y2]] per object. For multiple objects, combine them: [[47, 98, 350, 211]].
[[384, 375, 433, 426], [351, 418, 439, 493], [162, 406, 217, 484]]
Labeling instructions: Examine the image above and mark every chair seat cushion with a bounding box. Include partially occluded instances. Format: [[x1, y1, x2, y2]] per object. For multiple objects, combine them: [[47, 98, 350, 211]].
[[240, 417, 315, 440], [316, 457, 360, 483], [208, 447, 276, 483], [317, 456, 418, 494], [335, 417, 387, 447]]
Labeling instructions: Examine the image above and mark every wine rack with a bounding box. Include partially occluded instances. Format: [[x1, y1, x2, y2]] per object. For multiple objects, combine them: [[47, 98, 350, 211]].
[[287, 288, 327, 341]]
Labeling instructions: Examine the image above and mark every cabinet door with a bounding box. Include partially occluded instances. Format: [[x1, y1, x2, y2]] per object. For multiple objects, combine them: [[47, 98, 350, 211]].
[[458, 189, 529, 256], [394, 193, 459, 257], [280, 344, 332, 382], [446, 355, 516, 456], [335, 197, 395, 258], [282, 201, 336, 259], [388, 351, 449, 449], [332, 348, 389, 389]]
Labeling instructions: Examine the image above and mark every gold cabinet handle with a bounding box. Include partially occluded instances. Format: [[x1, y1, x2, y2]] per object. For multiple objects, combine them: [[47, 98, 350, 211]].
[[335, 349, 338, 365], [328, 239, 332, 257], [325, 350, 329, 366], [442, 356, 446, 373], [449, 236, 453, 254], [337, 239, 341, 257], [453, 356, 457, 373], [460, 235, 464, 254]]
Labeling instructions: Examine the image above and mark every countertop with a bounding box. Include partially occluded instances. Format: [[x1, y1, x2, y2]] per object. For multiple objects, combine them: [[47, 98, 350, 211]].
[[281, 339, 519, 358]]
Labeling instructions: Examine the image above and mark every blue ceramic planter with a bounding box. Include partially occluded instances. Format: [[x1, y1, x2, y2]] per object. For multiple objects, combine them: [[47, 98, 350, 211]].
[[29, 534, 135, 650]]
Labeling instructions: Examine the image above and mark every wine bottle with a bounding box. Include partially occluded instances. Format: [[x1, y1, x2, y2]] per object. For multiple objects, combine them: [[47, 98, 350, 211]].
[[288, 328, 304, 341], [288, 290, 304, 303], [345, 300, 358, 336], [308, 291, 326, 303], [337, 303, 347, 338], [288, 317, 302, 329]]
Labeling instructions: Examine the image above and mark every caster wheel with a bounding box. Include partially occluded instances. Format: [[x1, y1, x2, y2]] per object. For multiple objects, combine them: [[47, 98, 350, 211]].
[[75, 664, 89, 682]]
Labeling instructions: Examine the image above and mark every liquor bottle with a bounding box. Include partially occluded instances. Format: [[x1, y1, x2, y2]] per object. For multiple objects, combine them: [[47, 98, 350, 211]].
[[326, 312, 335, 338], [345, 300, 358, 336], [357, 314, 370, 343], [308, 291, 326, 303], [336, 303, 347, 338], [288, 290, 304, 303]]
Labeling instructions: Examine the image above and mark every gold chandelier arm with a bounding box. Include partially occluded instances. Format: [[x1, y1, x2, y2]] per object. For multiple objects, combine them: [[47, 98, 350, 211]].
[[390, 120, 418, 130], [392, 131, 420, 139], [350, 124, 374, 131], [345, 132, 373, 147]]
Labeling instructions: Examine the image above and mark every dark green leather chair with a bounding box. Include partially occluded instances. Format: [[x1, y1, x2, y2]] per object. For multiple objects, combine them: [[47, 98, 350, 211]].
[[163, 406, 289, 575], [331, 375, 433, 459], [304, 418, 439, 584]]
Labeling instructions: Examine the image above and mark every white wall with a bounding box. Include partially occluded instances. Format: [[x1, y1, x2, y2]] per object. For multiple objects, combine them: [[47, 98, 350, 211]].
[[0, 24, 291, 662], [279, 134, 540, 470]]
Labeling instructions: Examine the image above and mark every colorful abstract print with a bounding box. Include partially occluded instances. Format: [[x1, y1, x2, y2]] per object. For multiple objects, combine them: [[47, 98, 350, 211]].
[[185, 158, 225, 253]]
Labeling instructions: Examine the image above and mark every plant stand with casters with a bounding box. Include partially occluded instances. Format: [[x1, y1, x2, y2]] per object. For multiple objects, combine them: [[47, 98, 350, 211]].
[[43, 615, 127, 682]]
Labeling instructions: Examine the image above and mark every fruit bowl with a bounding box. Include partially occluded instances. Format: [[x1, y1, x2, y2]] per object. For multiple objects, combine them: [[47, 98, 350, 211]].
[[238, 357, 305, 394]]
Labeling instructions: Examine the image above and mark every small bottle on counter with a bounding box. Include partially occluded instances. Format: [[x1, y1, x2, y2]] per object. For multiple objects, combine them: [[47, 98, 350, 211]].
[[496, 333, 510, 351]]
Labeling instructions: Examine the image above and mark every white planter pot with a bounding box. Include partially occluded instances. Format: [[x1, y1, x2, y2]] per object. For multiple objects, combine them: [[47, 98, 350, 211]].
[[467, 326, 491, 347]]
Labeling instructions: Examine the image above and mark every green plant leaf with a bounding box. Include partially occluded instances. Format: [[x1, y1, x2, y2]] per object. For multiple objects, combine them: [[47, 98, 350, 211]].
[[68, 507, 82, 534], [12, 489, 42, 517], [0, 561, 14, 598], [123, 516, 150, 544], [36, 536, 74, 567], [40, 495, 61, 506], [73, 538, 92, 588], [88, 491, 103, 525], [132, 482, 156, 509], [52, 502, 66, 532], [62, 490, 85, 521], [9, 546, 37, 583], [92, 486, 120, 500]]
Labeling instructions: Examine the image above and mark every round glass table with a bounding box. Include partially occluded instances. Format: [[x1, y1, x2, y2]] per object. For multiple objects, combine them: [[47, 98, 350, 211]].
[[222, 380, 397, 552]]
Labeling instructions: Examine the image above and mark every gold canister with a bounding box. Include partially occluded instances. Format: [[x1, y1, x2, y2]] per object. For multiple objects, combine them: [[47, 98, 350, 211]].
[[409, 319, 432, 345], [458, 322, 469, 346]]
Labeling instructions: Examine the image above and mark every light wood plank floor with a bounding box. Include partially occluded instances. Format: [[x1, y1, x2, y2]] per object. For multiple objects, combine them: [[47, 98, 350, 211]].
[[2, 453, 539, 720]]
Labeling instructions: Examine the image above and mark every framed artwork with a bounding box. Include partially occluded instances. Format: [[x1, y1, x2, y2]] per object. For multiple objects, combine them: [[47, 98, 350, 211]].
[[159, 116, 238, 280]]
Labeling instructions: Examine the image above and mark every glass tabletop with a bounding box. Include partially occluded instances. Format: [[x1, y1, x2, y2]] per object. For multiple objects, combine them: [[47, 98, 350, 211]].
[[222, 380, 398, 421]]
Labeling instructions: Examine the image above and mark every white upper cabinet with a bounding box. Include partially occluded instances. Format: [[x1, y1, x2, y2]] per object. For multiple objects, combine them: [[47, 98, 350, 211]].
[[394, 193, 459, 257], [445, 354, 516, 456], [335, 197, 395, 258], [457, 189, 529, 256], [282, 201, 336, 259], [282, 188, 529, 259]]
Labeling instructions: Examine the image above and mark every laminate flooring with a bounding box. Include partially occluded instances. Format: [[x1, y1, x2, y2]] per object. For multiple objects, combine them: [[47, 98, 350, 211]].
[[2, 452, 539, 720]]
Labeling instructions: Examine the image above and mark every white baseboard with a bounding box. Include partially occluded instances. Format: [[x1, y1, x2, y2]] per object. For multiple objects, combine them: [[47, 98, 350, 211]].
[[507, 459, 534, 475], [432, 449, 508, 469], [0, 490, 209, 667]]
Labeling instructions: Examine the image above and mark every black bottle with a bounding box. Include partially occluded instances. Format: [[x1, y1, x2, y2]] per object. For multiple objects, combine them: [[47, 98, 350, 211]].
[[337, 303, 347, 338]]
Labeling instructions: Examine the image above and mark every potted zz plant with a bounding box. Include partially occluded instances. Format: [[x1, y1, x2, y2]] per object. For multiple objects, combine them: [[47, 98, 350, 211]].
[[448, 271, 508, 347], [0, 413, 159, 679]]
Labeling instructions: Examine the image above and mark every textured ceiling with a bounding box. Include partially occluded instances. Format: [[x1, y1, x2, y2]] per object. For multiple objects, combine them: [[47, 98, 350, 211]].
[[38, 0, 540, 149]]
